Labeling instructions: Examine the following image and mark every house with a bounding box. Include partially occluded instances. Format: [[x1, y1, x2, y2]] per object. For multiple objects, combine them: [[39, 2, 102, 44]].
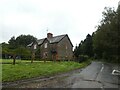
[[28, 33, 73, 60]]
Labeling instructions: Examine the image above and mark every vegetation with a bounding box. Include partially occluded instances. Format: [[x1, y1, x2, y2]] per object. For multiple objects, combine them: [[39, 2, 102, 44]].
[[1, 35, 37, 64], [74, 5, 119, 63], [74, 34, 93, 58], [0, 59, 43, 64], [93, 6, 119, 63], [1, 3, 119, 83], [2, 59, 91, 82]]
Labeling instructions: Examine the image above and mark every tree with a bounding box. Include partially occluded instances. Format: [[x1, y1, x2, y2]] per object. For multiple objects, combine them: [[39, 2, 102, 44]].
[[93, 7, 119, 63], [1, 42, 10, 59], [74, 34, 93, 57], [80, 34, 93, 57], [15, 46, 31, 60], [117, 5, 120, 61], [73, 46, 79, 58], [6, 34, 37, 64], [8, 36, 16, 49], [16, 35, 37, 47]]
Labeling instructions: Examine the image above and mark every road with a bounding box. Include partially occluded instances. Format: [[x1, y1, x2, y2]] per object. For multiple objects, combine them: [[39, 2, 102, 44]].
[[3, 61, 120, 89]]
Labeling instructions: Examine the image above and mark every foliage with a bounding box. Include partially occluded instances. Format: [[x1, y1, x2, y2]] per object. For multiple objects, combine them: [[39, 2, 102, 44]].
[[74, 46, 79, 58], [1, 43, 10, 55], [15, 46, 31, 60], [2, 34, 37, 64], [8, 35, 37, 48], [82, 34, 93, 57], [74, 6, 119, 63], [15, 35, 37, 47], [74, 34, 94, 59], [93, 6, 119, 63], [2, 59, 91, 82], [8, 36, 16, 49], [78, 55, 89, 62]]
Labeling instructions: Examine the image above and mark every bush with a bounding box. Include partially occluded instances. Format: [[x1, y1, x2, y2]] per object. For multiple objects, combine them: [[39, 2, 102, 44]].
[[76, 55, 89, 63]]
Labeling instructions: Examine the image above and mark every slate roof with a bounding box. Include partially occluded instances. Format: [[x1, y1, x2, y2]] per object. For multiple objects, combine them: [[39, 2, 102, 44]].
[[27, 34, 73, 47], [27, 42, 33, 47], [37, 38, 45, 45]]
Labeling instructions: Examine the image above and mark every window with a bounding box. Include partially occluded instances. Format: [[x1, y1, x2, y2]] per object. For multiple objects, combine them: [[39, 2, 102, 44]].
[[65, 44, 67, 49], [44, 43, 47, 48], [34, 44, 37, 49], [66, 45, 68, 49], [44, 52, 48, 58]]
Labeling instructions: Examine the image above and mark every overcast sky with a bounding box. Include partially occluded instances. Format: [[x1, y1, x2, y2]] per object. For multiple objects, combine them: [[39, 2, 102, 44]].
[[0, 0, 119, 48]]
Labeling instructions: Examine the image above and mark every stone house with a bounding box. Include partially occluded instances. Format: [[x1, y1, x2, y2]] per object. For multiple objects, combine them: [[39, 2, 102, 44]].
[[28, 33, 73, 60]]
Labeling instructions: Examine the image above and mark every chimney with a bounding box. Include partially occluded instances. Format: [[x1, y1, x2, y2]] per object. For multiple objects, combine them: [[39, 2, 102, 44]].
[[47, 33, 53, 38]]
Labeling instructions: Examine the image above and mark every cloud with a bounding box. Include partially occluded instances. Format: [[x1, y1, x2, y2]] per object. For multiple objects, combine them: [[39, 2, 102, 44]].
[[0, 0, 119, 47]]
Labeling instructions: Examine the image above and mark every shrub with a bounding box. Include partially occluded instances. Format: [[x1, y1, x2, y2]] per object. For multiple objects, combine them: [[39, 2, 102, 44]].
[[76, 55, 89, 63]]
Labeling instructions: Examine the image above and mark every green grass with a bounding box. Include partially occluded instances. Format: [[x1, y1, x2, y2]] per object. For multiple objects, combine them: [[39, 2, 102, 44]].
[[0, 59, 45, 63], [2, 59, 91, 82]]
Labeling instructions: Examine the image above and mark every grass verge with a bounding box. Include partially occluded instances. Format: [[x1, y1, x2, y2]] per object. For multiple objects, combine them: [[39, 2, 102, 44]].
[[2, 59, 91, 82]]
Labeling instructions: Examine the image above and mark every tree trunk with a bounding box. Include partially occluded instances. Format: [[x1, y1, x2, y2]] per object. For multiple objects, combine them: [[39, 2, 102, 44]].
[[13, 55, 16, 65], [44, 59, 46, 63], [31, 53, 35, 63], [31, 59, 33, 63]]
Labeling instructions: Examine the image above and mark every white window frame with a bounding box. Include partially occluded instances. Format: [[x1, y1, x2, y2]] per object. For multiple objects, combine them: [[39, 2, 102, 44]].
[[34, 44, 37, 49], [44, 43, 47, 48], [66, 45, 68, 49]]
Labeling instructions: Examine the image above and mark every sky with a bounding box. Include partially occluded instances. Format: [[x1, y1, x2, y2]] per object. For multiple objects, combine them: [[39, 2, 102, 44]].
[[0, 0, 119, 48]]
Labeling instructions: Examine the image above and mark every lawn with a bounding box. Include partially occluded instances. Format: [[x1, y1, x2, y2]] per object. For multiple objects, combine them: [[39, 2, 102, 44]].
[[0, 59, 45, 63], [2, 59, 91, 82]]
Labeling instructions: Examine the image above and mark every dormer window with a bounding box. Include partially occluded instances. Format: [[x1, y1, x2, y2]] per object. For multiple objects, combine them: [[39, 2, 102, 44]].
[[44, 43, 47, 48]]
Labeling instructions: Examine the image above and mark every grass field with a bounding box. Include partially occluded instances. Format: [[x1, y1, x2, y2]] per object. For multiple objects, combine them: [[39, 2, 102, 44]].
[[1, 59, 91, 82], [0, 59, 46, 63]]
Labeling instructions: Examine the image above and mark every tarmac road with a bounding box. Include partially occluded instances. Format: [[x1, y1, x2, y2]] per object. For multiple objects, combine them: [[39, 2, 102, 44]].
[[69, 61, 120, 88], [2, 61, 120, 89]]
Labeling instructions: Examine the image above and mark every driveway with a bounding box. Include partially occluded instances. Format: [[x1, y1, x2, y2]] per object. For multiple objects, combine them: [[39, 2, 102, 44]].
[[2, 61, 120, 89]]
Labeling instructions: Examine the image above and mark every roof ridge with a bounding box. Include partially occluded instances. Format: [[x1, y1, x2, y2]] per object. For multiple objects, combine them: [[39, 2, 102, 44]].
[[36, 34, 67, 45], [37, 34, 67, 40], [37, 38, 45, 41], [52, 34, 67, 38]]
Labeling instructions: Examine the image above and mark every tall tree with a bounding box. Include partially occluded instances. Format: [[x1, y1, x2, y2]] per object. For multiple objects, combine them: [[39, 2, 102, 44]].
[[93, 7, 119, 63], [8, 36, 16, 49], [74, 34, 93, 58], [74, 46, 79, 58], [83, 34, 93, 57]]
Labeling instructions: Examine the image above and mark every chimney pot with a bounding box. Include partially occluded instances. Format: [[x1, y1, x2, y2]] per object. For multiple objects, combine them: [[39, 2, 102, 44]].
[[47, 33, 53, 38]]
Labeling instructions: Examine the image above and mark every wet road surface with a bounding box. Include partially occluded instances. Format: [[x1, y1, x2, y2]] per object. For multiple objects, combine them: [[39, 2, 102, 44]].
[[3, 61, 120, 89]]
